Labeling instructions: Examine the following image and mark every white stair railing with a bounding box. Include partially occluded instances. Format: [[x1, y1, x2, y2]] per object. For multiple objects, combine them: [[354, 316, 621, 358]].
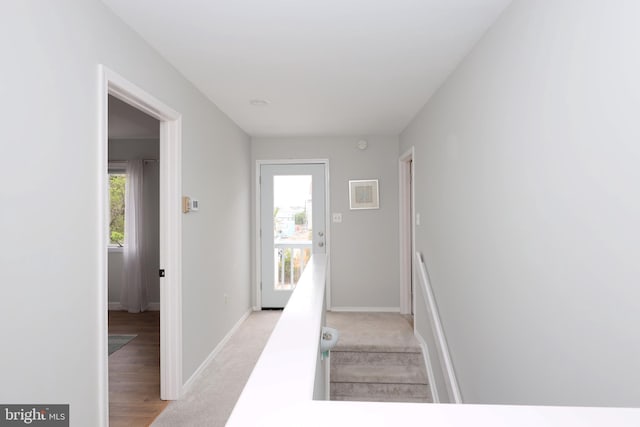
[[416, 251, 462, 403]]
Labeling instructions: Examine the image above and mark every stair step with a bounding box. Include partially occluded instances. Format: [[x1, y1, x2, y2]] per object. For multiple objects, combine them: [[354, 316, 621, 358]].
[[331, 395, 430, 403], [331, 350, 423, 367], [326, 313, 432, 403], [333, 343, 421, 353], [331, 363, 427, 384], [327, 312, 418, 354], [330, 382, 431, 402]]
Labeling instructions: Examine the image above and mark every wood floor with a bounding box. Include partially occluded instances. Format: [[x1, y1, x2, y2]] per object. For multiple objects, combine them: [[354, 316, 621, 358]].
[[109, 311, 168, 427]]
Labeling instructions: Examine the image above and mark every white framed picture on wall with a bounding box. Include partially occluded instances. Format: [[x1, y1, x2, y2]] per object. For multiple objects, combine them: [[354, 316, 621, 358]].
[[349, 179, 379, 210]]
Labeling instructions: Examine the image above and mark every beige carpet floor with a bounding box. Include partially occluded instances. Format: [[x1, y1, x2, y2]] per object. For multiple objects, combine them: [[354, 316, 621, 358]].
[[151, 311, 416, 425], [151, 310, 281, 427]]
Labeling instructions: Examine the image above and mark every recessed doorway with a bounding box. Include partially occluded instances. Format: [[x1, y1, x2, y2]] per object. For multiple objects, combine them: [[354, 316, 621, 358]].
[[98, 66, 183, 425], [399, 147, 415, 316], [107, 94, 164, 426]]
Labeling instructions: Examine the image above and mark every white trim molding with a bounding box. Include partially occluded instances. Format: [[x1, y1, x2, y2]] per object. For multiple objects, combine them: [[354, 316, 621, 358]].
[[159, 107, 183, 401], [399, 147, 415, 315], [182, 309, 253, 394], [98, 65, 183, 421], [97, 65, 109, 425]]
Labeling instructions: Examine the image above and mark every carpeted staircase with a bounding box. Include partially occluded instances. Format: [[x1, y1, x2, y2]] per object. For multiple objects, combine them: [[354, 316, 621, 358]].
[[327, 312, 432, 403]]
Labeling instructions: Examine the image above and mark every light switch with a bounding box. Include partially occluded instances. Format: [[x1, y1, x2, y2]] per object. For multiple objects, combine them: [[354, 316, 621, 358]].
[[416, 213, 421, 226], [332, 213, 342, 223]]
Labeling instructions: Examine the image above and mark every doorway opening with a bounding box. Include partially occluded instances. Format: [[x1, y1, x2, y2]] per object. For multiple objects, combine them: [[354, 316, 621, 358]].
[[256, 161, 330, 309], [107, 94, 164, 424], [98, 66, 183, 425], [399, 148, 415, 317]]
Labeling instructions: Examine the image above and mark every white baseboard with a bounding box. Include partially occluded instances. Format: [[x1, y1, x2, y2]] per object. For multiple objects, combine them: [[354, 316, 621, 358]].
[[182, 308, 253, 395], [329, 306, 400, 313], [108, 302, 160, 311], [415, 331, 440, 404]]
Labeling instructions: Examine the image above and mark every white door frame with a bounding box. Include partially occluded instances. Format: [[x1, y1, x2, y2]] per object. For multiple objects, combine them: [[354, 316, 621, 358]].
[[255, 159, 331, 310], [98, 66, 183, 422], [399, 147, 415, 315]]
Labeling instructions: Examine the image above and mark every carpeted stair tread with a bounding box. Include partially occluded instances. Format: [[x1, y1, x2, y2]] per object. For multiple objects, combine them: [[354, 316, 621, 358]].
[[331, 363, 427, 384], [333, 343, 421, 353], [331, 350, 424, 366], [331, 382, 431, 401], [327, 312, 418, 352], [331, 395, 430, 403]]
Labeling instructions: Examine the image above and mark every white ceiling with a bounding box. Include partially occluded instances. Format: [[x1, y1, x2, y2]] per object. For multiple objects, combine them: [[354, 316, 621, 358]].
[[102, 0, 511, 137]]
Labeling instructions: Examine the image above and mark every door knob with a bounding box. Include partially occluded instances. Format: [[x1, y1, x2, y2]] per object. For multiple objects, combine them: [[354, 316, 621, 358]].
[[318, 242, 324, 247], [318, 231, 324, 237]]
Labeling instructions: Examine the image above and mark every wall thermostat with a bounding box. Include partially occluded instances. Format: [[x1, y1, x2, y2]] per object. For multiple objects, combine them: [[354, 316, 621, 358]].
[[183, 196, 200, 213]]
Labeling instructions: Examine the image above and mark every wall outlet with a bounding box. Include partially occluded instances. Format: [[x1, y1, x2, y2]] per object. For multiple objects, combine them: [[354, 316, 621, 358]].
[[332, 213, 342, 223]]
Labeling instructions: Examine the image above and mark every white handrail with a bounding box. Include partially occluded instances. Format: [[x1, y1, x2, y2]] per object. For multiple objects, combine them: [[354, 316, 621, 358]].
[[227, 254, 327, 426], [416, 251, 462, 403]]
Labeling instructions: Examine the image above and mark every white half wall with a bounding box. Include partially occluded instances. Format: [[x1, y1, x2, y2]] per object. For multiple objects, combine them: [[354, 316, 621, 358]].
[[0, 1, 251, 424], [252, 136, 400, 309], [400, 0, 640, 407]]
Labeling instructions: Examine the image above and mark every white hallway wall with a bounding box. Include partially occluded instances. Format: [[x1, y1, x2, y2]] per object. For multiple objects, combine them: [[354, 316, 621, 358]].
[[0, 1, 251, 424], [108, 138, 161, 306], [252, 136, 400, 309], [401, 0, 640, 407]]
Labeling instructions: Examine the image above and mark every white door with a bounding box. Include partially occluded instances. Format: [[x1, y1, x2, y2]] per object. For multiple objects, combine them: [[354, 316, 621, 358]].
[[260, 164, 326, 308]]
